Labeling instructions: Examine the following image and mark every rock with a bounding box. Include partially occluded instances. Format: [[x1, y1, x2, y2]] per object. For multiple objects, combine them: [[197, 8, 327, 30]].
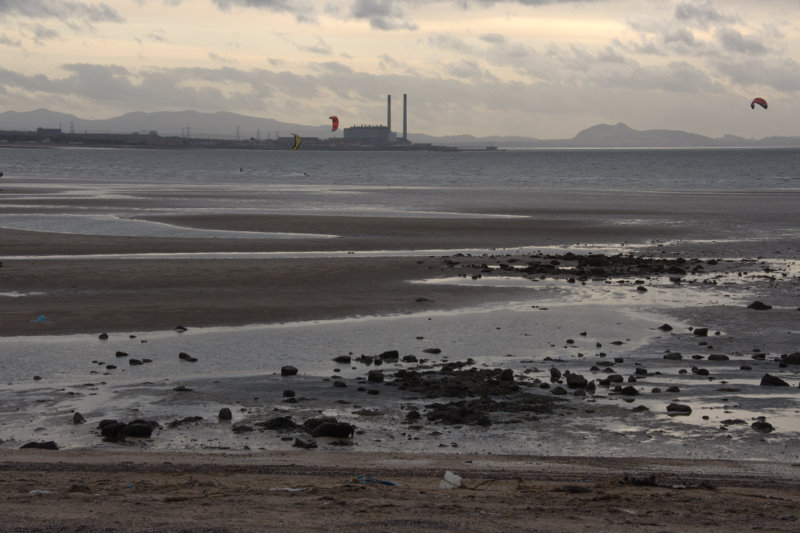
[[760, 374, 789, 387], [175, 325, 188, 332], [379, 350, 400, 361], [72, 412, 86, 424], [124, 422, 156, 439], [551, 386, 568, 395], [402, 355, 419, 363], [311, 422, 355, 438], [691, 366, 710, 376], [178, 352, 198, 362], [693, 328, 709, 337], [231, 424, 254, 433], [666, 403, 692, 415], [782, 352, 800, 365], [499, 368, 514, 382], [20, 441, 59, 450], [99, 421, 128, 442], [707, 354, 730, 361], [549, 367, 562, 381], [98, 333, 109, 340], [129, 359, 143, 366], [657, 324, 673, 332], [663, 352, 683, 360], [294, 435, 317, 449], [281, 365, 298, 376], [751, 420, 775, 433], [333, 355, 351, 364], [666, 385, 680, 393], [173, 385, 192, 392], [367, 370, 384, 383], [115, 351, 128, 358], [747, 301, 772, 310], [218, 408, 232, 421], [283, 389, 296, 398], [405, 410, 421, 424], [619, 386, 639, 396], [260, 416, 298, 431], [565, 372, 588, 389], [422, 348, 441, 355]]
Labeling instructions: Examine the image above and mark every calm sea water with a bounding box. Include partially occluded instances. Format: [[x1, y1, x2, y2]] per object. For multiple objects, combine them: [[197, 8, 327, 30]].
[[2, 146, 799, 190], [2, 146, 799, 241]]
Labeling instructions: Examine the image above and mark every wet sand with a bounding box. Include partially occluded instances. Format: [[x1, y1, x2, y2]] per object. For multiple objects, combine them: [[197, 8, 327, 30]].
[[2, 207, 800, 531], [0, 213, 683, 336]]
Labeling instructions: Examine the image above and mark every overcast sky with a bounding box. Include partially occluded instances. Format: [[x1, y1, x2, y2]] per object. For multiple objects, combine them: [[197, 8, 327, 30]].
[[1, 0, 798, 138]]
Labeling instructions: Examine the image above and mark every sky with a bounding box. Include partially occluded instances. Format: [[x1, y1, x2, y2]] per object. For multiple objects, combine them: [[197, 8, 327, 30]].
[[0, 0, 799, 139]]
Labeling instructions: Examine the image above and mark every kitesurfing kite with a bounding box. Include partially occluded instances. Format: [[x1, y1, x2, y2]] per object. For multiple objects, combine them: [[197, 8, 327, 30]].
[[750, 97, 768, 110], [329, 115, 339, 132], [290, 133, 301, 150]]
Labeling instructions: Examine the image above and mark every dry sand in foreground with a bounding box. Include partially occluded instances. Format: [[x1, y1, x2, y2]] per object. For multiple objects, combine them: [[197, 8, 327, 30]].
[[2, 449, 799, 532]]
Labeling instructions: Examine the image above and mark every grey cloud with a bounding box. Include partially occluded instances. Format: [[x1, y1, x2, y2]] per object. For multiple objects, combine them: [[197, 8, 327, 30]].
[[212, 0, 317, 23], [713, 56, 800, 92], [716, 28, 768, 55], [30, 23, 60, 43], [209, 52, 238, 64], [479, 33, 505, 45], [674, 0, 736, 29], [446, 60, 488, 81], [427, 33, 474, 53], [0, 0, 124, 23], [350, 0, 417, 31], [0, 33, 22, 46], [298, 37, 332, 55]]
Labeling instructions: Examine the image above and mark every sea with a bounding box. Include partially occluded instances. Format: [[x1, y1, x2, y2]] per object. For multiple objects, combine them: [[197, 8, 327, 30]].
[[1, 146, 799, 456], [1, 145, 799, 241]]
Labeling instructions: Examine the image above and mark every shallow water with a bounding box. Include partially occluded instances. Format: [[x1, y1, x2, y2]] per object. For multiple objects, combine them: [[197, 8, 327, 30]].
[[1, 147, 799, 457]]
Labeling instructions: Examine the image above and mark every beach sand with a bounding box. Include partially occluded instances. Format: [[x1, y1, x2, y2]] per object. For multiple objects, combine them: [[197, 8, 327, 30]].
[[1, 207, 800, 531]]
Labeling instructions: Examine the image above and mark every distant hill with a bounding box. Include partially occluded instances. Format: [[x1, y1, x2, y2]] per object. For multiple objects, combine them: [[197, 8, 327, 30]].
[[1, 109, 798, 148], [0, 109, 333, 140]]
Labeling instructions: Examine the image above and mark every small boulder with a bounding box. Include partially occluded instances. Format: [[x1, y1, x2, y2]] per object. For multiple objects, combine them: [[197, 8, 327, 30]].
[[781, 352, 800, 365], [379, 350, 400, 361], [760, 374, 789, 387], [311, 422, 355, 438], [747, 301, 772, 310], [751, 420, 775, 433], [565, 372, 588, 389], [72, 412, 86, 424], [666, 403, 692, 415], [294, 435, 317, 449], [218, 408, 232, 421], [281, 365, 299, 376], [367, 370, 384, 383], [20, 441, 59, 450]]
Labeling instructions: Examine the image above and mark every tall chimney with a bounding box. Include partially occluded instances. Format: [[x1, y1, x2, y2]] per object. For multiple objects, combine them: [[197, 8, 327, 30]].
[[403, 94, 407, 141]]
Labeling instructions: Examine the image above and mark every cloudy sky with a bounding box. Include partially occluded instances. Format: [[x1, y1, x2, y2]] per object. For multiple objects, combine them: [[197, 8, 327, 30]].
[[1, 0, 798, 139]]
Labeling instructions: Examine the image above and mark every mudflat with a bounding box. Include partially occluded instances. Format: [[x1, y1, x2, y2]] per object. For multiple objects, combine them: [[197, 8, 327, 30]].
[[2, 204, 800, 531]]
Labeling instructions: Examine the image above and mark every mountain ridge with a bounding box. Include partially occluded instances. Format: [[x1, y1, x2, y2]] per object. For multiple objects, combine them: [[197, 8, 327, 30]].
[[1, 108, 798, 148]]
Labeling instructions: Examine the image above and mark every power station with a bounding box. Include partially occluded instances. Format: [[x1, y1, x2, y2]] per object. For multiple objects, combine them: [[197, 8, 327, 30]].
[[343, 93, 409, 146]]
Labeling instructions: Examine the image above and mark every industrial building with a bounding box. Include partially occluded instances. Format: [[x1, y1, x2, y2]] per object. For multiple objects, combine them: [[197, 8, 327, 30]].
[[343, 94, 409, 146]]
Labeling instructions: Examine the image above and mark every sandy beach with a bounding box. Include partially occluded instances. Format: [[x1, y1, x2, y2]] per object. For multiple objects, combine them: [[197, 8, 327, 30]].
[[2, 179, 800, 530]]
